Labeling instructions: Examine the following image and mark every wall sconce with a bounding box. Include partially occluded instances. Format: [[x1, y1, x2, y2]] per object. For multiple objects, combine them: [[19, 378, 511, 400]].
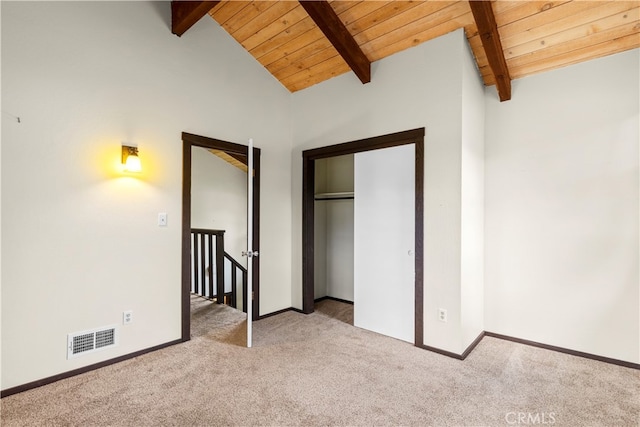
[[122, 144, 142, 172]]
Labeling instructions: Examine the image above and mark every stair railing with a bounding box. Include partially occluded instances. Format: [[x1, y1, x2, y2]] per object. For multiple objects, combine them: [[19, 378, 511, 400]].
[[224, 252, 248, 312], [190, 228, 247, 311]]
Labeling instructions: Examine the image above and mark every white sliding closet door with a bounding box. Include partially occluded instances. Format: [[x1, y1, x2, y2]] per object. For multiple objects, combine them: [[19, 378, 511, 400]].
[[354, 144, 415, 343]]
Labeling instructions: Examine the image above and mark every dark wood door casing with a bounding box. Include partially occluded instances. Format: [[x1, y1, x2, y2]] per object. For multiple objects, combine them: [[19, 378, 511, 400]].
[[301, 128, 425, 347], [181, 132, 261, 341]]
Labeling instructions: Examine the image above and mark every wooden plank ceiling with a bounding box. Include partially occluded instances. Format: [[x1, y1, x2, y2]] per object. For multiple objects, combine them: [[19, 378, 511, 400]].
[[179, 1, 640, 98]]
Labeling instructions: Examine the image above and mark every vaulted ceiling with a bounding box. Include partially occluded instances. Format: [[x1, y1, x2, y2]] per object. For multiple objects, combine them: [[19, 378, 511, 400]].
[[171, 1, 640, 101]]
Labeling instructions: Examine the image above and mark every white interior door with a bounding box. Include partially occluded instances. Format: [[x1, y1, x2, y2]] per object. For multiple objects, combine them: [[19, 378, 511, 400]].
[[245, 139, 256, 348], [354, 144, 415, 343]]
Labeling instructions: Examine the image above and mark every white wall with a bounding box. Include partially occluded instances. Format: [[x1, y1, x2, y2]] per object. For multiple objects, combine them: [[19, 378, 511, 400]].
[[291, 29, 484, 354], [325, 200, 354, 301], [191, 147, 247, 267], [1, 1, 292, 390], [324, 154, 354, 193], [485, 49, 640, 363], [460, 40, 485, 347]]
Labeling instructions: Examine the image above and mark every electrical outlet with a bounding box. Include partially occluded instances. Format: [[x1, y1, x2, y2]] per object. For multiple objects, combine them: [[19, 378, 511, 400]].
[[123, 310, 133, 325], [438, 308, 447, 322], [158, 213, 168, 227]]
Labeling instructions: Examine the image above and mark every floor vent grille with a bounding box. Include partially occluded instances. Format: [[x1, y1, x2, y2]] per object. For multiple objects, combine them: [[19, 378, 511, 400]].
[[67, 325, 118, 359]]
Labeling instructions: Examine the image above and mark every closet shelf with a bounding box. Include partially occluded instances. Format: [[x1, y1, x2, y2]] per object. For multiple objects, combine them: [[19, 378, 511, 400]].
[[314, 192, 354, 201]]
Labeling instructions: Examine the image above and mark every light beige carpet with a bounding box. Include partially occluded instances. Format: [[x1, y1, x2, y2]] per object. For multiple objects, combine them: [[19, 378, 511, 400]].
[[1, 296, 638, 426]]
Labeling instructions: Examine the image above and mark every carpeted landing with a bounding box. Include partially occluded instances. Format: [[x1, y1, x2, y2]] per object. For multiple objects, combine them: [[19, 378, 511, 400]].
[[1, 296, 638, 426]]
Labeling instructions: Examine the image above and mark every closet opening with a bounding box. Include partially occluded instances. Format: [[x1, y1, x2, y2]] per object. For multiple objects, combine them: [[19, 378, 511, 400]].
[[302, 128, 425, 346], [313, 154, 355, 324]]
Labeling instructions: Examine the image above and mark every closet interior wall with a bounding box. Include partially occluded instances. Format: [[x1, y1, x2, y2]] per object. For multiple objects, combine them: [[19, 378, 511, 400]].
[[314, 155, 355, 302]]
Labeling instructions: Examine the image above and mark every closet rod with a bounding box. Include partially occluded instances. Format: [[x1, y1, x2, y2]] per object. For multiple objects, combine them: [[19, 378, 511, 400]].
[[314, 191, 354, 201]]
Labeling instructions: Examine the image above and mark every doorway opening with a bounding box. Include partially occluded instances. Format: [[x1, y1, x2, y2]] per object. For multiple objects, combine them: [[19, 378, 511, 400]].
[[181, 132, 260, 342], [302, 128, 424, 346]]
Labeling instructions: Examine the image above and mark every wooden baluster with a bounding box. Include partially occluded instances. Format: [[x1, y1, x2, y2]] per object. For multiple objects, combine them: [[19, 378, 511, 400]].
[[192, 233, 199, 295], [231, 264, 237, 308], [207, 233, 214, 299], [216, 232, 225, 304], [242, 268, 248, 314], [199, 232, 206, 297]]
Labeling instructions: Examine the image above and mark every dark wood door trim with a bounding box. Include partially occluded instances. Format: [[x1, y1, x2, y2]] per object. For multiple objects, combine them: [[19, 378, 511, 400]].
[[301, 127, 425, 347], [181, 132, 261, 342]]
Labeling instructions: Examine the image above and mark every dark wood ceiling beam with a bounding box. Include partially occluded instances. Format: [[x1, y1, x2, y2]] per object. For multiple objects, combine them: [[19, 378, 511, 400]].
[[298, 1, 371, 84], [469, 1, 511, 101], [171, 1, 220, 37]]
